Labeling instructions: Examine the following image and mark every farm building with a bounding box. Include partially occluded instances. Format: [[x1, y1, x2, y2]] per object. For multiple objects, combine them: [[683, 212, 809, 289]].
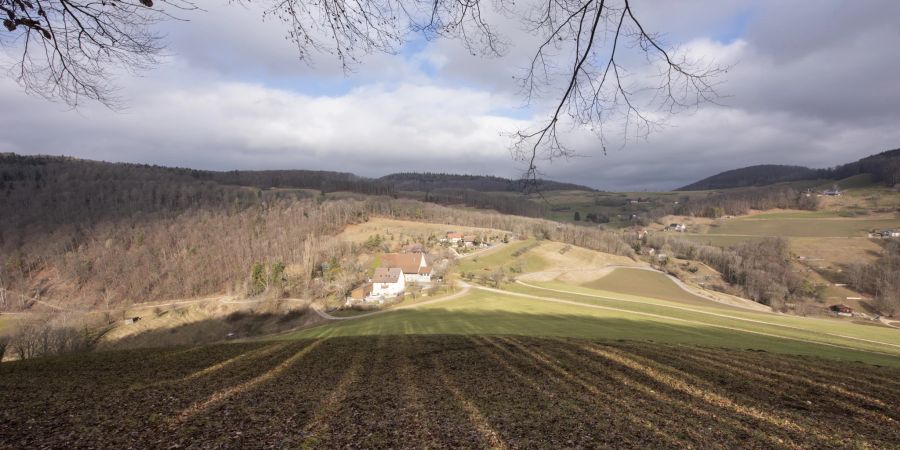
[[666, 223, 687, 232], [371, 267, 405, 298], [349, 283, 373, 301], [445, 232, 463, 243], [829, 304, 853, 317], [381, 252, 433, 283], [878, 229, 900, 238]]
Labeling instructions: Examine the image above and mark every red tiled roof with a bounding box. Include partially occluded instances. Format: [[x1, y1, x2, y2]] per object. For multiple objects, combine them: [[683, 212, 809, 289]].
[[381, 253, 426, 274], [373, 267, 403, 283]]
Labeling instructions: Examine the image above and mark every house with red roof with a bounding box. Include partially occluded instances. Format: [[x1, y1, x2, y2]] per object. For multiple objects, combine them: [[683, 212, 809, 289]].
[[381, 252, 433, 283]]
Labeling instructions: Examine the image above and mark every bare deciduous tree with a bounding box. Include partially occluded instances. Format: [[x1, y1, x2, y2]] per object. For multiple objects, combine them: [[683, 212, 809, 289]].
[[1, 0, 196, 106], [1, 0, 723, 175]]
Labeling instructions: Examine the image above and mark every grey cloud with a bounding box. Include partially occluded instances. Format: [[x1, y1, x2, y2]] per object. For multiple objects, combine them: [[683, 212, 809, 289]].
[[2, 0, 898, 192]]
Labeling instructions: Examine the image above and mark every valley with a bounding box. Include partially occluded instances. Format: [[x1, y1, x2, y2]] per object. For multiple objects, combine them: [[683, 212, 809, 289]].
[[1, 152, 899, 448]]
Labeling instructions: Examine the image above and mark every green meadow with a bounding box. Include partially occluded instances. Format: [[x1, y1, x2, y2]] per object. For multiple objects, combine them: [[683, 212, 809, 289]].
[[284, 268, 900, 366]]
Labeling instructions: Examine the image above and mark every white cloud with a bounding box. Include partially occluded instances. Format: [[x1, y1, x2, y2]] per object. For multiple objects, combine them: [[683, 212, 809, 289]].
[[2, 0, 899, 191]]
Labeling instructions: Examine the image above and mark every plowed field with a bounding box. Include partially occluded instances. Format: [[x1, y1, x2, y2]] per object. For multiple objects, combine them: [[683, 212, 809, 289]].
[[2, 335, 898, 448]]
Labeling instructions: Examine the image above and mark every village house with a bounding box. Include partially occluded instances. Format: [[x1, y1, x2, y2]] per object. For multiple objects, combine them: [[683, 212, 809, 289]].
[[349, 283, 373, 302], [381, 252, 433, 283], [666, 223, 687, 232], [445, 232, 464, 244], [879, 229, 900, 238], [371, 267, 405, 298], [462, 235, 477, 247]]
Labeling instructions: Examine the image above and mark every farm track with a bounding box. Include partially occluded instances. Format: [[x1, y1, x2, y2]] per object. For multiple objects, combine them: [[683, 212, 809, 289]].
[[310, 283, 472, 321], [1, 335, 898, 448]]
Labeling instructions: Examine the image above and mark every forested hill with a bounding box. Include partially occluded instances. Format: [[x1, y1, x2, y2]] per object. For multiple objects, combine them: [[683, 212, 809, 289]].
[[380, 172, 595, 192], [677, 148, 900, 191], [677, 165, 818, 191], [0, 153, 394, 232]]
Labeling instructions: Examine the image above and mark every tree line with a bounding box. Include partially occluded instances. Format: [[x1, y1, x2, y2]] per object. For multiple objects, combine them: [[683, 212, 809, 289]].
[[638, 234, 819, 311]]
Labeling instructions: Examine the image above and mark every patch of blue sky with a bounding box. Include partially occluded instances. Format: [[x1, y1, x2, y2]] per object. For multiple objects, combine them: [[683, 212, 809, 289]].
[[401, 33, 440, 77], [713, 8, 753, 44]]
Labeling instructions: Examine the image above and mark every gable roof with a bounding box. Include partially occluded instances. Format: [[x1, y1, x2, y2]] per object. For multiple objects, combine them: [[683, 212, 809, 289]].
[[373, 267, 403, 283], [447, 232, 464, 239], [381, 253, 425, 274]]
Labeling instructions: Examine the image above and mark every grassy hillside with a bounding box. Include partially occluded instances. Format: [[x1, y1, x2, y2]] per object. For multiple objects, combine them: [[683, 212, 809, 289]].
[[2, 335, 898, 448], [286, 275, 900, 366], [705, 215, 900, 238], [582, 268, 723, 307]]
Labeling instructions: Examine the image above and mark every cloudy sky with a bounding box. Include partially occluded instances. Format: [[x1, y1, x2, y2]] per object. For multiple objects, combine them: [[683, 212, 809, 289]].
[[2, 0, 899, 190]]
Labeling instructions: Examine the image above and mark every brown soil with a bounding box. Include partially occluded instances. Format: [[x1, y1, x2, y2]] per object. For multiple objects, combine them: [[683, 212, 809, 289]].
[[0, 335, 897, 448]]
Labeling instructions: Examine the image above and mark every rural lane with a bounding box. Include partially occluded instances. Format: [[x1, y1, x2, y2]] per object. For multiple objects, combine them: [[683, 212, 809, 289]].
[[310, 282, 472, 321]]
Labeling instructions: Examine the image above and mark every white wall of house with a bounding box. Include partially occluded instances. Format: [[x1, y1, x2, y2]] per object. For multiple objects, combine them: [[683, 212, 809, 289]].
[[371, 276, 405, 298], [404, 273, 432, 283]]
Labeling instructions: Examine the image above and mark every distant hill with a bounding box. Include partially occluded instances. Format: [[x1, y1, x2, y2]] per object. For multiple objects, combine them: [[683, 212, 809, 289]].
[[677, 148, 900, 191], [677, 165, 819, 191], [380, 172, 595, 193]]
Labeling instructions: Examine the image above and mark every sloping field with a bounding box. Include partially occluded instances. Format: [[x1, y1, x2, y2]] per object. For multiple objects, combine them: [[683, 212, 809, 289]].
[[707, 216, 900, 237], [288, 287, 900, 366], [1, 335, 898, 448], [582, 268, 722, 307], [456, 239, 549, 274]]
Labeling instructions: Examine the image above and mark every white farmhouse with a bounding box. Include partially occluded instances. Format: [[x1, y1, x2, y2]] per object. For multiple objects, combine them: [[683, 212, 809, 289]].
[[371, 267, 405, 298], [381, 252, 433, 283]]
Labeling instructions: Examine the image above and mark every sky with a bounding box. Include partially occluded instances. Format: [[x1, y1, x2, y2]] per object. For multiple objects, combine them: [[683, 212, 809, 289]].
[[1, 0, 899, 191]]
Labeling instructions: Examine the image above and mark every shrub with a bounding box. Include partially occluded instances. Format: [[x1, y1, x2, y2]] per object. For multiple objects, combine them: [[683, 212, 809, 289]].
[[8, 316, 98, 360]]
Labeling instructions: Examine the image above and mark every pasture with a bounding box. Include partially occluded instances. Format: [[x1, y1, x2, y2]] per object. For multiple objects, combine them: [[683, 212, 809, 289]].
[[288, 278, 900, 366], [2, 335, 897, 448], [706, 216, 900, 238], [455, 239, 549, 274], [582, 268, 719, 307]]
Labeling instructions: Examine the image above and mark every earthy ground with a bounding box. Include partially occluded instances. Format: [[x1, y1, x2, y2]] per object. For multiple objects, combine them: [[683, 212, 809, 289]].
[[2, 335, 898, 449]]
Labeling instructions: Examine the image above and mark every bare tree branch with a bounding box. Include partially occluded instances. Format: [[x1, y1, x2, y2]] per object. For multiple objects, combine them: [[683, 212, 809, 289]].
[[511, 0, 726, 189], [1, 0, 725, 183], [1, 0, 197, 107]]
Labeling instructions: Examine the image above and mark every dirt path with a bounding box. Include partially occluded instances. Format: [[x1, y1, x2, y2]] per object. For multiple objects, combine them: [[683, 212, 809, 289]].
[[507, 281, 900, 351], [455, 242, 508, 259], [310, 283, 472, 321]]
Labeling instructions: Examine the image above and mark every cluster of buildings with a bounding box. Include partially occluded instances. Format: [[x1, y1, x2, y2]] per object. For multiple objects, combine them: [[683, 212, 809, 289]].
[[350, 252, 434, 303], [665, 223, 687, 232], [348, 231, 494, 305], [442, 232, 480, 247]]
